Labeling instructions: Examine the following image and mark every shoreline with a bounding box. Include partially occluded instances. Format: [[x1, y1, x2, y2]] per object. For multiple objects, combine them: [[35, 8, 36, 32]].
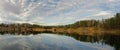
[[0, 27, 120, 35]]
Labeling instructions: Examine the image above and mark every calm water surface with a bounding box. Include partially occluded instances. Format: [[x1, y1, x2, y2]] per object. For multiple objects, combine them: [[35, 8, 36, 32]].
[[0, 33, 119, 50]]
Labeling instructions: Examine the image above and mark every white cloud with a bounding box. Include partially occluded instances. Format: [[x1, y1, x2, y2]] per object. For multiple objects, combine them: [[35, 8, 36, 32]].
[[0, 18, 2, 23], [0, 0, 22, 15], [93, 11, 111, 16], [109, 0, 115, 2], [79, 11, 113, 20]]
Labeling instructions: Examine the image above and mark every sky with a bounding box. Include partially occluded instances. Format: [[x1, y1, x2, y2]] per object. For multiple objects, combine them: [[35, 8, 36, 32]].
[[0, 0, 120, 25]]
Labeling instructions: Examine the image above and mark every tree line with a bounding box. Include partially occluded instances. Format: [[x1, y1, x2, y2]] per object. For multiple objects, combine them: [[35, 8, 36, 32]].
[[64, 13, 120, 29], [0, 13, 120, 30]]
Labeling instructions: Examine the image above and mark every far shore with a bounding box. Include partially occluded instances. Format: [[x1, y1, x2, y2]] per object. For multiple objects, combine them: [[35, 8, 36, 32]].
[[39, 27, 120, 35], [0, 27, 120, 35], [0, 13, 120, 35]]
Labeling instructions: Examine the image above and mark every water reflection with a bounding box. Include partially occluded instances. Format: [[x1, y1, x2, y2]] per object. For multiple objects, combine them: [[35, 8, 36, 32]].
[[0, 33, 119, 50], [64, 33, 120, 50]]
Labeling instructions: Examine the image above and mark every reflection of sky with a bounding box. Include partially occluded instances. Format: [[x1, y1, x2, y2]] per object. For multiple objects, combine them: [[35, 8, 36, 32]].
[[0, 33, 114, 50], [0, 0, 120, 25]]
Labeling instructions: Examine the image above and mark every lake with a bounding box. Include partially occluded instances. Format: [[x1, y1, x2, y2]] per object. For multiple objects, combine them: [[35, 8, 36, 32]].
[[0, 33, 119, 50]]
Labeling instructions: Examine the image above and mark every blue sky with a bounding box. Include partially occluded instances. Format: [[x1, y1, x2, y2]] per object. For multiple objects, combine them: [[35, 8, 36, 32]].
[[0, 0, 120, 25]]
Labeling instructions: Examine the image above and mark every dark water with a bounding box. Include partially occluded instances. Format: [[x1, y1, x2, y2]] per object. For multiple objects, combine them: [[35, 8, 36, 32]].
[[0, 33, 119, 50]]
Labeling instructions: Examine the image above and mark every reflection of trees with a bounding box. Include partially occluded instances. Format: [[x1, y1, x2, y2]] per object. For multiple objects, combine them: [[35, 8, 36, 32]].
[[0, 31, 119, 50], [67, 33, 120, 50], [102, 34, 120, 50], [54, 32, 120, 50], [66, 34, 103, 43]]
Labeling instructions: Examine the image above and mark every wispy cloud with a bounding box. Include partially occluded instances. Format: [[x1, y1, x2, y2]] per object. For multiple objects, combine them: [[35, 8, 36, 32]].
[[0, 0, 120, 25]]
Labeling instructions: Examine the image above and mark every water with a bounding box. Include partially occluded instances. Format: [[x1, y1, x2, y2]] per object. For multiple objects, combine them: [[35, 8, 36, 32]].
[[0, 33, 119, 50]]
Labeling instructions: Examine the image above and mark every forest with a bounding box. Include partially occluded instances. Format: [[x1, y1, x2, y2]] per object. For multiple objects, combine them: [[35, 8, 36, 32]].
[[0, 13, 120, 33], [63, 13, 120, 29]]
